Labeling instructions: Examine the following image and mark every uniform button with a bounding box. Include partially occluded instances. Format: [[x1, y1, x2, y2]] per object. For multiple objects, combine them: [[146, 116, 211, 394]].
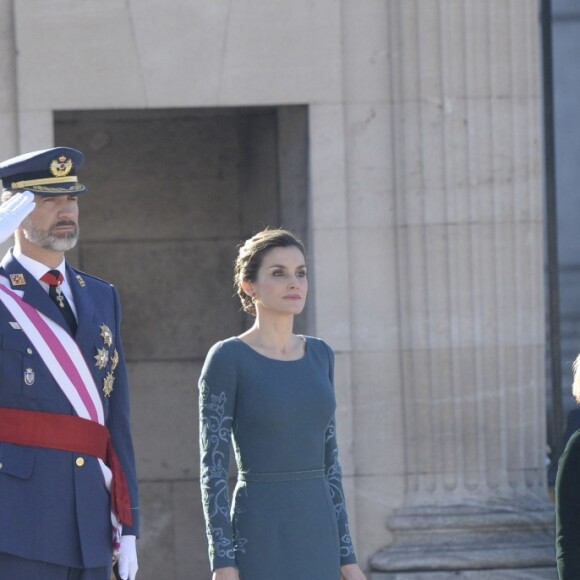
[[26, 348, 33, 355], [75, 457, 85, 467], [0, 462, 3, 470]]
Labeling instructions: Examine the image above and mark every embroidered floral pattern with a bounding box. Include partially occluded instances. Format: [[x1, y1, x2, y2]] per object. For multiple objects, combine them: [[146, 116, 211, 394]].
[[340, 523, 356, 558], [325, 417, 355, 559], [199, 379, 248, 566], [232, 491, 249, 555], [209, 527, 235, 561]]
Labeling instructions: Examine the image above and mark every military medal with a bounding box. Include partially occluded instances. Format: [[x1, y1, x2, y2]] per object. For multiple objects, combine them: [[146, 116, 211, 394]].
[[103, 372, 115, 397], [24, 367, 35, 386], [100, 324, 113, 347], [111, 349, 119, 371], [54, 285, 66, 308], [94, 347, 109, 369]]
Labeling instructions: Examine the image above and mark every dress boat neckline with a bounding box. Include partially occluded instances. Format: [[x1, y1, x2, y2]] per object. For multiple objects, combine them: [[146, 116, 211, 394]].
[[234, 335, 309, 363]]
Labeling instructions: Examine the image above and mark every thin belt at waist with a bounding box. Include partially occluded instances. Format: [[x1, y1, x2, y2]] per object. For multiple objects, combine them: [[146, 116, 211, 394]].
[[238, 468, 325, 483]]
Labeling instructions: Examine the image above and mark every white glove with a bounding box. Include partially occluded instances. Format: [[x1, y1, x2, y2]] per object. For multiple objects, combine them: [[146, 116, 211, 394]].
[[0, 191, 35, 244], [117, 535, 138, 580]]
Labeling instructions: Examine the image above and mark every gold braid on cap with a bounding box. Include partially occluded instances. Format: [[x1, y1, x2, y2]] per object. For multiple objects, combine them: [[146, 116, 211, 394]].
[[11, 176, 79, 190]]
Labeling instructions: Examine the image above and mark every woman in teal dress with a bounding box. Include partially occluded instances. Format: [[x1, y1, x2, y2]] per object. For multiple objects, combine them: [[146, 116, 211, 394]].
[[199, 229, 366, 580]]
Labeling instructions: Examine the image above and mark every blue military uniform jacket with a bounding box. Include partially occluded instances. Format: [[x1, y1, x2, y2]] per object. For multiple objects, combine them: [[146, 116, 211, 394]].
[[0, 249, 139, 568]]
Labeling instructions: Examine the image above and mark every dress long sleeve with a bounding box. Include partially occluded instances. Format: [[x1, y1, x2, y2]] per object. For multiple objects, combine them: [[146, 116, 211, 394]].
[[556, 430, 580, 579], [199, 342, 237, 570], [323, 345, 358, 566]]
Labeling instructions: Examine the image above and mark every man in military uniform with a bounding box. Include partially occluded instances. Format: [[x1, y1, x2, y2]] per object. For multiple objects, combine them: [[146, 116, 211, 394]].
[[0, 147, 139, 579]]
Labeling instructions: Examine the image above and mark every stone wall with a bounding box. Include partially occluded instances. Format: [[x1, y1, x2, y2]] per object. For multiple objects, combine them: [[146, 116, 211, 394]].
[[0, 0, 550, 577]]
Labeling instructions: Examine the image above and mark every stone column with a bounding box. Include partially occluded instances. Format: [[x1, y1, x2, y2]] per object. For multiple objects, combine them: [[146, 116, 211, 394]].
[[370, 1, 555, 577], [0, 0, 18, 158], [0, 0, 18, 258]]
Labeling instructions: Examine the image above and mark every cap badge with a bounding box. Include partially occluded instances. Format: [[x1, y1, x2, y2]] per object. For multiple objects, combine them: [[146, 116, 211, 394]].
[[50, 155, 73, 178]]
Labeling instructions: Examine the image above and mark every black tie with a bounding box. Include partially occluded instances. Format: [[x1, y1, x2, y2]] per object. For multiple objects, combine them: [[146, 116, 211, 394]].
[[41, 269, 78, 334]]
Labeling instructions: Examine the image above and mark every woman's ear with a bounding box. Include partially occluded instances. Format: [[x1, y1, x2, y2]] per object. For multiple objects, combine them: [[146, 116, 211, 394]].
[[240, 279, 255, 298]]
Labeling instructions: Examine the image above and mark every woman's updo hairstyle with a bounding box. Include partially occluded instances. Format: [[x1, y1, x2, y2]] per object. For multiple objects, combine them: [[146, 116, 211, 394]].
[[234, 228, 306, 316]]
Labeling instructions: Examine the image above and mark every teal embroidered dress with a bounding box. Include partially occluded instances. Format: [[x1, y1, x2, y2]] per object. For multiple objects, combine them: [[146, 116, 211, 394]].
[[199, 336, 357, 579]]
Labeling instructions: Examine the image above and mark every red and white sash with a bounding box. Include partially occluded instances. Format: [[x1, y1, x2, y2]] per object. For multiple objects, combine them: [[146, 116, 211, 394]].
[[0, 276, 123, 546]]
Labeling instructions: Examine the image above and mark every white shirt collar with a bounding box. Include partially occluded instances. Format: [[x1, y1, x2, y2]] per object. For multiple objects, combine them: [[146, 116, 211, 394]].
[[13, 248, 67, 283]]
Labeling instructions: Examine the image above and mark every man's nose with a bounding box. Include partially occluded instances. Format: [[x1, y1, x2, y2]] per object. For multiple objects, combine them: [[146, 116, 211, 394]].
[[58, 203, 76, 217]]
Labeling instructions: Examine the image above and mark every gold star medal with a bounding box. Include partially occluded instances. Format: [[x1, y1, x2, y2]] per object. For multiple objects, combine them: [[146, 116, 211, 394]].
[[111, 349, 119, 371], [103, 372, 115, 397], [94, 347, 109, 370], [100, 324, 113, 347]]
